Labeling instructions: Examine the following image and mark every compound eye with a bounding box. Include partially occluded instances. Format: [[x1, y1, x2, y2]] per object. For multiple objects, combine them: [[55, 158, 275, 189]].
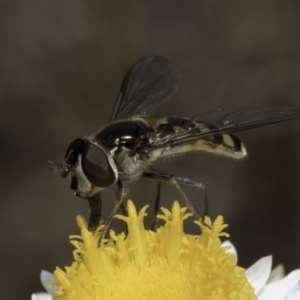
[[81, 144, 116, 188], [65, 138, 88, 164]]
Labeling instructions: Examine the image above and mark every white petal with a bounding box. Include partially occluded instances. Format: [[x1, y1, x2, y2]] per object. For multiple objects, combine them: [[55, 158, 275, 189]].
[[221, 240, 237, 258], [286, 291, 300, 300], [246, 256, 272, 295], [31, 293, 51, 300], [267, 264, 285, 284], [40, 270, 57, 293], [258, 269, 300, 300], [286, 278, 300, 296]]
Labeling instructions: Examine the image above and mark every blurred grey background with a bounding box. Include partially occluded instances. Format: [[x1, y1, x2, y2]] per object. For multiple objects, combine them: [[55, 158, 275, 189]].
[[1, 1, 300, 298]]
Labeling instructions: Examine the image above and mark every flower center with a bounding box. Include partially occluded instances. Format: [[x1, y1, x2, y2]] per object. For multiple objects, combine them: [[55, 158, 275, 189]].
[[51, 200, 256, 300]]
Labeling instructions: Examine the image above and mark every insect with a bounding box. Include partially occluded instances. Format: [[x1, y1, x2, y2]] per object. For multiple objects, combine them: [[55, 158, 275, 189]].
[[51, 55, 300, 239]]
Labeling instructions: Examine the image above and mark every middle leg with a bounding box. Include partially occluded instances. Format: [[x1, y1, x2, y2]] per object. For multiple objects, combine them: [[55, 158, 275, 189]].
[[143, 171, 208, 222]]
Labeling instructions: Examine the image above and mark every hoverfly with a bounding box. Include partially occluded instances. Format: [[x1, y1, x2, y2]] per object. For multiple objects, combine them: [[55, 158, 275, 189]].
[[52, 55, 300, 240]]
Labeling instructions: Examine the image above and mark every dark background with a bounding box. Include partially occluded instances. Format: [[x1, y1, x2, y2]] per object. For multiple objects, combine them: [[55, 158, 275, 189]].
[[1, 1, 300, 298]]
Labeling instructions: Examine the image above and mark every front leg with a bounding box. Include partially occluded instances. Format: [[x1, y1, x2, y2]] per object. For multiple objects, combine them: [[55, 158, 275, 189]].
[[98, 180, 124, 244], [87, 193, 102, 232]]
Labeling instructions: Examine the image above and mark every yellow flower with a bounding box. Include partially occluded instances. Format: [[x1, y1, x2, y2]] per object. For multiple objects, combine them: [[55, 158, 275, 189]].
[[49, 200, 256, 300]]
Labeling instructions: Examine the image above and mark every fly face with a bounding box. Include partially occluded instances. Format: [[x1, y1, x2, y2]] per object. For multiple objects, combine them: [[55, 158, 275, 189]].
[[58, 138, 118, 199], [51, 55, 300, 242]]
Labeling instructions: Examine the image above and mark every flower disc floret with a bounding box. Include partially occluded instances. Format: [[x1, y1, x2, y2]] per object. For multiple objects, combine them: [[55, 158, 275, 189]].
[[51, 200, 256, 300]]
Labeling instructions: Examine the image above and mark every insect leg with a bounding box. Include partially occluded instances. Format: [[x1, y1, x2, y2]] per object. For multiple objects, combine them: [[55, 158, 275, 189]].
[[113, 186, 129, 235], [151, 181, 161, 231], [98, 180, 124, 245], [87, 192, 102, 232], [120, 200, 128, 216], [142, 172, 208, 221], [113, 186, 128, 216]]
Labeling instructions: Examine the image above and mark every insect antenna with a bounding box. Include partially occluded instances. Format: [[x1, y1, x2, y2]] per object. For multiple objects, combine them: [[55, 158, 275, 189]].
[[48, 161, 71, 178]]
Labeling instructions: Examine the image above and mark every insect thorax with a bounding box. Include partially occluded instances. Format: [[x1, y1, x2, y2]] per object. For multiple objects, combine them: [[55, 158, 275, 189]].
[[90, 118, 153, 182]]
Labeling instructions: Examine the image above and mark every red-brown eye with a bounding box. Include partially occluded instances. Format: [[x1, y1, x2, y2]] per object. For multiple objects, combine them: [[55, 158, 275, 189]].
[[81, 144, 116, 187]]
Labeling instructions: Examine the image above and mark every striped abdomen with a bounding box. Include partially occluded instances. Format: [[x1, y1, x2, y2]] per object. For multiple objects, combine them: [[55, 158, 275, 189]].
[[150, 117, 247, 159]]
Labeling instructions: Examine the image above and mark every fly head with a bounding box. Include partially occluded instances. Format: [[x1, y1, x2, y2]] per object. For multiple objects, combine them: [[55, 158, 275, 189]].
[[52, 138, 117, 198]]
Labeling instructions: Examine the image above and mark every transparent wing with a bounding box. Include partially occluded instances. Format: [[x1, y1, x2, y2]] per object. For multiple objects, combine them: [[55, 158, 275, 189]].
[[151, 107, 300, 149], [110, 55, 180, 121]]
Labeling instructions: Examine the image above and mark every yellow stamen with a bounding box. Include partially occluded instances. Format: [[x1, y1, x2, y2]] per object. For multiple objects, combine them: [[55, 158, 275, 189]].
[[51, 200, 256, 300]]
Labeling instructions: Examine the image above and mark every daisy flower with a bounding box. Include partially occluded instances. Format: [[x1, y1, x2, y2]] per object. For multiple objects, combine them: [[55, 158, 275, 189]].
[[31, 200, 300, 299]]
